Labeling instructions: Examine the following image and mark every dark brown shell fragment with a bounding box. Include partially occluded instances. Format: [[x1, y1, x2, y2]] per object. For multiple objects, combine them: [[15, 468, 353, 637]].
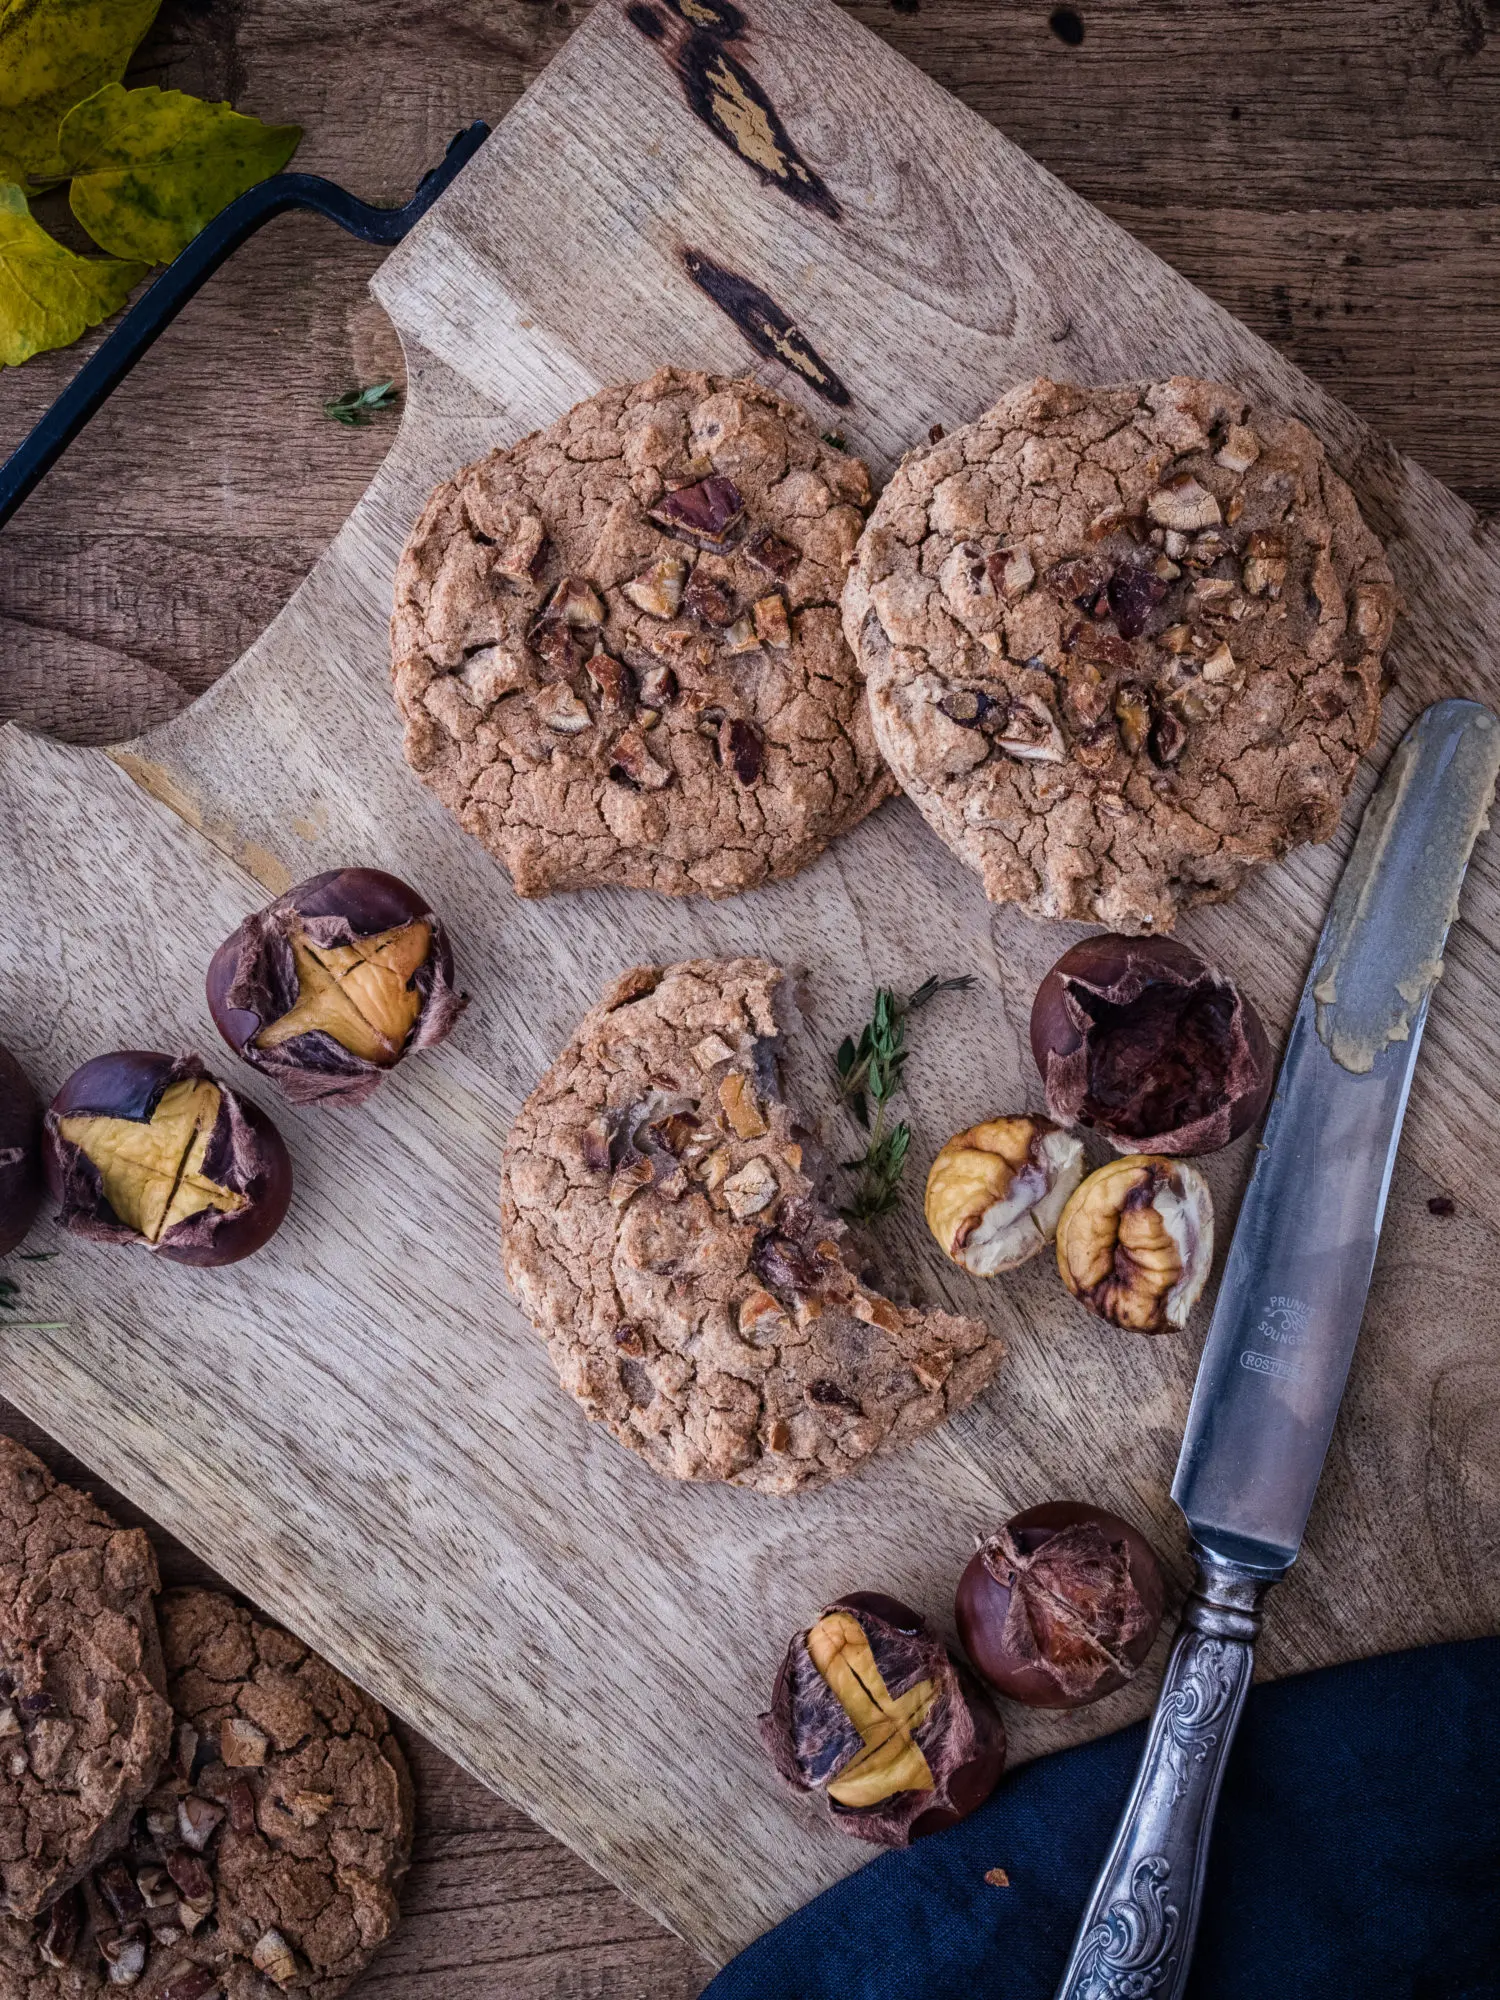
[[1030, 934, 1273, 1155], [759, 1593, 1005, 1847], [683, 568, 737, 626], [743, 526, 800, 577], [649, 474, 745, 550], [1105, 560, 1171, 640], [722, 718, 764, 784]]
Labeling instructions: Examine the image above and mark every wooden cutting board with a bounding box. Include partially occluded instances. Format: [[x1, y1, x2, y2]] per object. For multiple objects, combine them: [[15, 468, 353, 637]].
[[3, 0, 1499, 1963]]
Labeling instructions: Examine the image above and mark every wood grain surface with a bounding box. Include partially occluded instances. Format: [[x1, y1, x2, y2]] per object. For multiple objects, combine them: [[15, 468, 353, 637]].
[[2, 0, 1499, 1990]]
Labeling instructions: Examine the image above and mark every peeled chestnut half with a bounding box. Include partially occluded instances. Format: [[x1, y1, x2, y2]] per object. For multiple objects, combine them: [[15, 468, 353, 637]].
[[1056, 1155, 1213, 1333], [207, 868, 462, 1106], [44, 1053, 292, 1266], [925, 1115, 1085, 1275], [956, 1503, 1166, 1709], [1031, 935, 1272, 1155], [759, 1592, 1005, 1846], [0, 1043, 44, 1257]]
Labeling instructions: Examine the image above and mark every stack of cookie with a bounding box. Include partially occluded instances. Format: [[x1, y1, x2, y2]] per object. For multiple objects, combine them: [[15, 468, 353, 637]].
[[0, 1440, 411, 1999]]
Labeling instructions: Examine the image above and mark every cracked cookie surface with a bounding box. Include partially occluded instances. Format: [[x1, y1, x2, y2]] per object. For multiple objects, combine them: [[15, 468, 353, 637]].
[[0, 1439, 171, 1923], [501, 958, 1000, 1495], [0, 1588, 413, 1999], [842, 376, 1397, 933], [392, 368, 893, 899]]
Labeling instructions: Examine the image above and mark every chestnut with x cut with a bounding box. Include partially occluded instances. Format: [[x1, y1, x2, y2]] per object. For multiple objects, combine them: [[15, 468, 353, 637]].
[[44, 1053, 291, 1265], [1031, 934, 1272, 1155], [760, 1592, 1004, 1846], [207, 868, 463, 1107]]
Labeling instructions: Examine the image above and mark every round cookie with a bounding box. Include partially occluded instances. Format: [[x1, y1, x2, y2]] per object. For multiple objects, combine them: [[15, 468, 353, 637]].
[[842, 376, 1398, 933], [0, 1439, 172, 1922], [0, 1588, 413, 1999], [392, 367, 893, 899], [501, 958, 1001, 1495]]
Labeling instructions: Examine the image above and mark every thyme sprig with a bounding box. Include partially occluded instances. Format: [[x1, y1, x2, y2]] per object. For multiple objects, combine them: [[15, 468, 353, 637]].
[[835, 975, 974, 1224], [323, 380, 399, 426]]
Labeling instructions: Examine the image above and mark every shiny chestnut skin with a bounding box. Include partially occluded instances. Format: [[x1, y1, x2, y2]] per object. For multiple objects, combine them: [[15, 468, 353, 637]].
[[206, 867, 463, 1108], [956, 1503, 1166, 1710], [0, 1043, 43, 1257], [760, 1591, 1006, 1847], [44, 1052, 292, 1267], [1030, 935, 1272, 1156]]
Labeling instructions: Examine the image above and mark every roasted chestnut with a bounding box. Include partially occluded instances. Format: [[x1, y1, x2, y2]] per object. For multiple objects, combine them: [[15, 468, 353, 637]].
[[956, 1503, 1166, 1709], [925, 1115, 1085, 1275], [44, 1054, 292, 1266], [0, 1043, 43, 1257], [206, 868, 462, 1107], [760, 1591, 1005, 1846], [1055, 1155, 1213, 1332], [1031, 935, 1272, 1155]]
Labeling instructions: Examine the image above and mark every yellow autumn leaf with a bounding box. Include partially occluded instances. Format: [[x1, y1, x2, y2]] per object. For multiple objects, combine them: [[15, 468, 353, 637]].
[[0, 0, 162, 184], [61, 84, 301, 263], [0, 179, 145, 366]]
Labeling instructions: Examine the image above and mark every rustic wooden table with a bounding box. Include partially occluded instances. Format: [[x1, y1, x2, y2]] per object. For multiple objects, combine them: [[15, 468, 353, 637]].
[[2, 1, 1497, 1992]]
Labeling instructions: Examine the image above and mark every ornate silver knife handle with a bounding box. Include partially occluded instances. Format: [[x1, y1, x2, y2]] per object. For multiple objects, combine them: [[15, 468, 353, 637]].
[[1053, 1550, 1278, 2000]]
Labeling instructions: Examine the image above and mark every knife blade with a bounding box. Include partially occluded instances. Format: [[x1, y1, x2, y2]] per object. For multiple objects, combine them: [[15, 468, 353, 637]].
[[1054, 697, 1500, 2000], [1173, 695, 1500, 1571]]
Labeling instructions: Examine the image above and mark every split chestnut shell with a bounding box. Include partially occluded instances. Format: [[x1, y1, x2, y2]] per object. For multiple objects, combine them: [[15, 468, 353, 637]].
[[760, 1591, 1005, 1846], [206, 868, 463, 1107], [44, 1052, 292, 1266], [955, 1502, 1166, 1709], [1030, 934, 1272, 1156]]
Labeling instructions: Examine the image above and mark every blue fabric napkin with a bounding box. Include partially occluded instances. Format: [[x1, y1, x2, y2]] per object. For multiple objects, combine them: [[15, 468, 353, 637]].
[[705, 1638, 1500, 2000]]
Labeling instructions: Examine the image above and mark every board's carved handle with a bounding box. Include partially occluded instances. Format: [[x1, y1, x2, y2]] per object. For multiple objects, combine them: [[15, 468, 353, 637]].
[[1053, 1551, 1277, 2000], [0, 124, 489, 535]]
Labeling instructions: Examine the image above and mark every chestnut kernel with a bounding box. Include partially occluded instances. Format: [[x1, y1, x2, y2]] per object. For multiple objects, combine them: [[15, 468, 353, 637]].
[[759, 1592, 1004, 1847], [925, 1115, 1085, 1276], [956, 1502, 1166, 1708], [206, 867, 463, 1107], [44, 1053, 292, 1266], [0, 1043, 44, 1257], [1030, 935, 1272, 1155], [1056, 1155, 1213, 1333]]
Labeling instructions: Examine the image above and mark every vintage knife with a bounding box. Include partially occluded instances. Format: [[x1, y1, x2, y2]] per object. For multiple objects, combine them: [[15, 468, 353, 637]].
[[1053, 697, 1500, 2000]]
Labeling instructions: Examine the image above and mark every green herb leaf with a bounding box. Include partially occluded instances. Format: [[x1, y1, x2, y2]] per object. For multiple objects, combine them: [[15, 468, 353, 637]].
[[0, 0, 161, 184], [0, 179, 144, 366], [834, 973, 973, 1226], [323, 379, 399, 426], [60, 84, 300, 263]]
